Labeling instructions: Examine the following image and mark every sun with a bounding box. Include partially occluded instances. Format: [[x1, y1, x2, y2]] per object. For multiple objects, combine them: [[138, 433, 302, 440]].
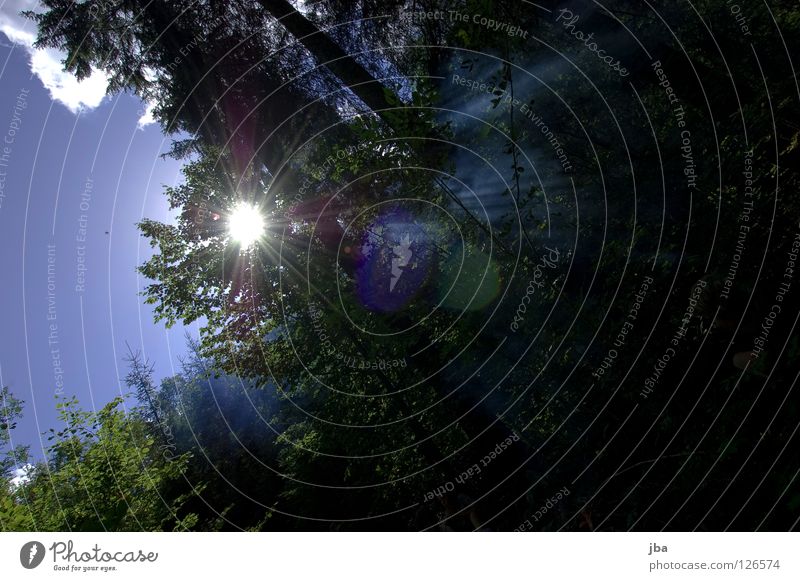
[[227, 202, 265, 248]]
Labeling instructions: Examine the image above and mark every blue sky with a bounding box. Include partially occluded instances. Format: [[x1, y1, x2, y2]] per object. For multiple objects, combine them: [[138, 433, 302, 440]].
[[0, 9, 192, 464]]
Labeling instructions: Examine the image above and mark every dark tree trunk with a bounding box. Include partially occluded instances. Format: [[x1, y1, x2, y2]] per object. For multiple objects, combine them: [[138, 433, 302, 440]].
[[255, 0, 391, 118]]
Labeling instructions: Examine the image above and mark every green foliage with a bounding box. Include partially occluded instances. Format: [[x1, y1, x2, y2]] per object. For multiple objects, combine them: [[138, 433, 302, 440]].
[[20, 0, 800, 530], [7, 397, 195, 531], [0, 386, 29, 479]]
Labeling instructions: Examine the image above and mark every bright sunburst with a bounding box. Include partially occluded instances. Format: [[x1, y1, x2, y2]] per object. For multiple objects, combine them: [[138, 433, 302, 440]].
[[227, 202, 265, 248]]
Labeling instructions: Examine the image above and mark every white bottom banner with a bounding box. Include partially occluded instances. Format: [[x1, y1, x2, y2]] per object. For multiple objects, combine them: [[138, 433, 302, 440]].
[[1, 533, 796, 579]]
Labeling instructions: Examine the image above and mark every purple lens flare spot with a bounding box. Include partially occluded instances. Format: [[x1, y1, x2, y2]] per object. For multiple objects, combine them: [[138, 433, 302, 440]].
[[354, 209, 435, 313]]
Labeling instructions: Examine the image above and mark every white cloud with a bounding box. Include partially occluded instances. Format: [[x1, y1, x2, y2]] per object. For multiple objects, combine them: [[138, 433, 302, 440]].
[[0, 0, 109, 113], [28, 47, 109, 111], [9, 463, 33, 488], [136, 97, 157, 130]]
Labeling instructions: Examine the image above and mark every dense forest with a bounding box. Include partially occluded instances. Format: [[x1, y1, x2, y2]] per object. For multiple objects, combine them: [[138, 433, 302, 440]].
[[2, 0, 799, 531]]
